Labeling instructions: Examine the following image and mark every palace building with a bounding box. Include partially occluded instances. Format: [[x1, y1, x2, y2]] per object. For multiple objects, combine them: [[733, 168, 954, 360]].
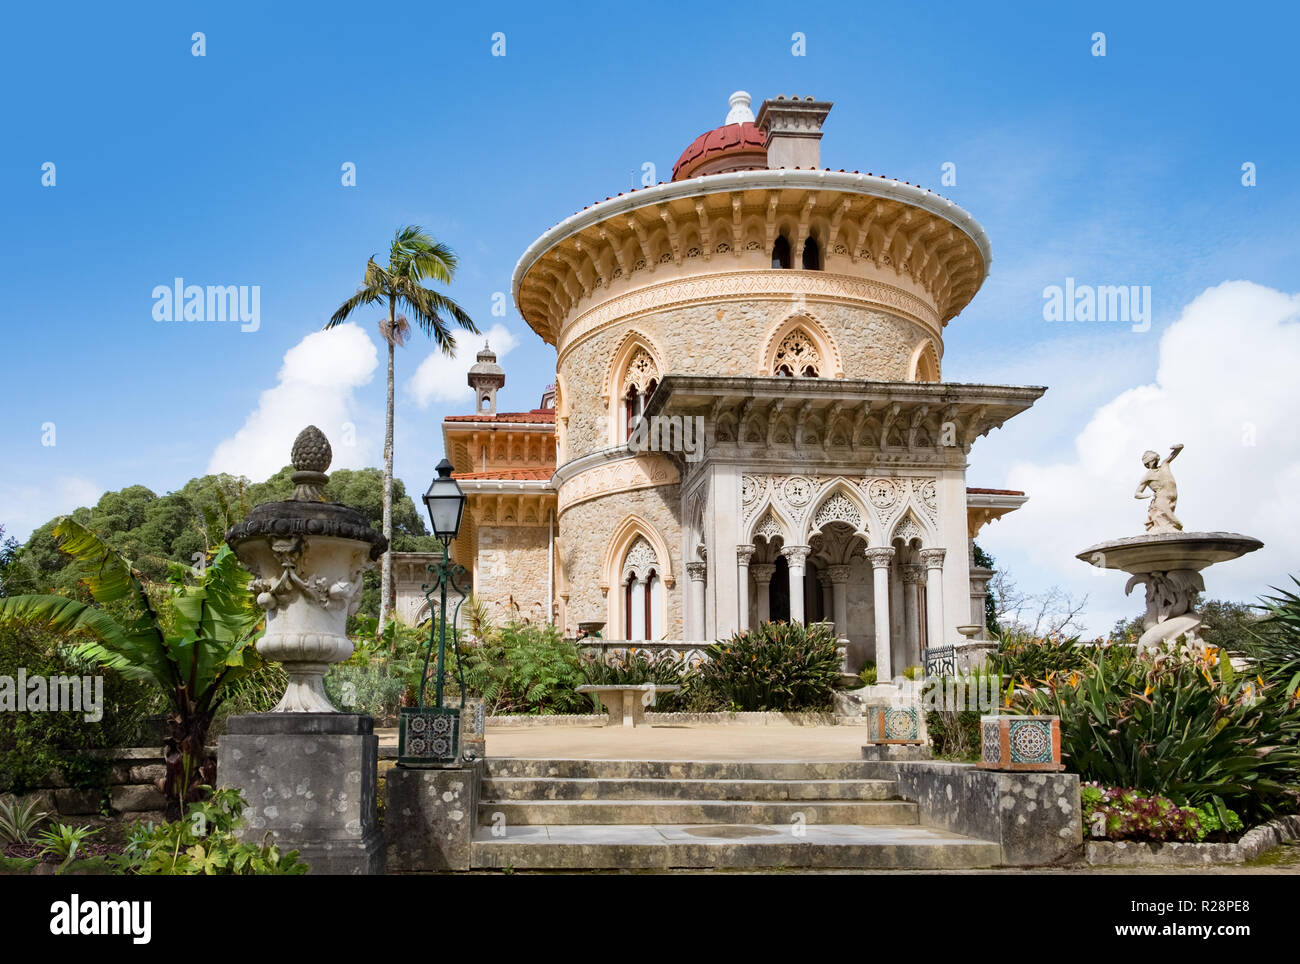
[[402, 91, 1043, 677]]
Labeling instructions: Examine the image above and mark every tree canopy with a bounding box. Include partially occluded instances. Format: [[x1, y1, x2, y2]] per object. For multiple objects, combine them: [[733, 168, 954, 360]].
[[2, 466, 437, 599]]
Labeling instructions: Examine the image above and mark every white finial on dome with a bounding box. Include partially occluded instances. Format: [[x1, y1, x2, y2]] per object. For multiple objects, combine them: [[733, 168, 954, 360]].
[[725, 90, 754, 125]]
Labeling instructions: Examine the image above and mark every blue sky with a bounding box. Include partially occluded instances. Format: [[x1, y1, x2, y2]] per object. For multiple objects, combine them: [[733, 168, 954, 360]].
[[2, 1, 1297, 633]]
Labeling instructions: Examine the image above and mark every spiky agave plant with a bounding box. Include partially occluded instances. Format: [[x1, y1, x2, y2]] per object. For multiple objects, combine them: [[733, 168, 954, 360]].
[[0, 518, 265, 818]]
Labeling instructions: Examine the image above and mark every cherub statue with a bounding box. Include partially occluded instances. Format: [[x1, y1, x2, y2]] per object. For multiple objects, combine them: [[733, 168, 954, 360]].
[[1134, 443, 1184, 533]]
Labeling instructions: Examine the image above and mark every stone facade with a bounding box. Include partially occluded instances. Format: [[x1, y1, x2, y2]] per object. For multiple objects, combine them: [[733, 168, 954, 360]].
[[558, 295, 932, 459], [475, 523, 552, 624], [557, 478, 683, 637]]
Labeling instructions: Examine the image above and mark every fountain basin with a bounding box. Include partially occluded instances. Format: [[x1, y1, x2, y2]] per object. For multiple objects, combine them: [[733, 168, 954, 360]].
[[1077, 531, 1262, 651], [1077, 532, 1262, 574]]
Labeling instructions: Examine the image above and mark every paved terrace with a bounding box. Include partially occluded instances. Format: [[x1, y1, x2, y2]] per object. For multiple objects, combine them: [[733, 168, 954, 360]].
[[377, 723, 869, 761]]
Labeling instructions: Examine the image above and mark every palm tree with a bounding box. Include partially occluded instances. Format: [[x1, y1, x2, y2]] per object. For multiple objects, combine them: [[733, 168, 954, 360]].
[[0, 519, 265, 819], [326, 226, 477, 638]]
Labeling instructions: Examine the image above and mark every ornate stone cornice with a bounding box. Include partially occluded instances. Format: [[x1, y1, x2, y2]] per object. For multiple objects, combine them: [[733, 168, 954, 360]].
[[513, 170, 991, 340], [556, 450, 680, 515]]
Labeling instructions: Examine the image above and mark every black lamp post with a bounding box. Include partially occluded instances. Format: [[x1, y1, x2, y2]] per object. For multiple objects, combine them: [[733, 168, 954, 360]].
[[397, 459, 470, 767]]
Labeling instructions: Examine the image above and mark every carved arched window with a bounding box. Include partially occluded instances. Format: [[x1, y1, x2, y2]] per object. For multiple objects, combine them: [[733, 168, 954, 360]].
[[772, 329, 822, 378], [621, 537, 662, 641], [771, 235, 792, 269], [621, 347, 660, 442], [802, 236, 822, 270]]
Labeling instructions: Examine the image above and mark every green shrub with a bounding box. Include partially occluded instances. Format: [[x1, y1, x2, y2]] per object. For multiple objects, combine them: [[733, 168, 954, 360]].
[[0, 625, 158, 796], [324, 662, 407, 720], [1248, 577, 1300, 698], [989, 632, 1090, 685], [688, 622, 841, 712], [0, 794, 51, 845], [460, 621, 587, 715], [111, 787, 307, 875], [1018, 642, 1300, 822], [36, 823, 98, 869], [858, 664, 877, 687], [1081, 783, 1245, 843], [580, 649, 687, 711], [926, 709, 982, 761]]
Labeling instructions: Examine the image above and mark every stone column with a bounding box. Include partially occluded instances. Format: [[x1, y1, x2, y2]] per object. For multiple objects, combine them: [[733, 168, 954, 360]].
[[817, 570, 834, 623], [828, 564, 851, 636], [865, 547, 895, 681], [686, 562, 708, 641], [736, 546, 756, 632], [782, 546, 811, 624], [921, 548, 947, 651], [902, 565, 924, 661], [751, 563, 776, 626], [969, 565, 995, 641]]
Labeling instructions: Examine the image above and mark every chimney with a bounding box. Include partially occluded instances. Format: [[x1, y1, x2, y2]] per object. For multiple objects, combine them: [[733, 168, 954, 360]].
[[756, 95, 833, 170]]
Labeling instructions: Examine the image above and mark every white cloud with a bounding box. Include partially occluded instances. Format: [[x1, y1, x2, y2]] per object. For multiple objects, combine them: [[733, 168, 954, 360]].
[[0, 476, 103, 543], [407, 323, 519, 408], [208, 324, 380, 480], [988, 281, 1300, 634]]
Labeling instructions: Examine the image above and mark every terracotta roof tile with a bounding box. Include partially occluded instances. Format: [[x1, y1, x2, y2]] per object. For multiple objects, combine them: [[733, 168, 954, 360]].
[[444, 410, 555, 424], [966, 487, 1025, 496], [457, 467, 554, 481]]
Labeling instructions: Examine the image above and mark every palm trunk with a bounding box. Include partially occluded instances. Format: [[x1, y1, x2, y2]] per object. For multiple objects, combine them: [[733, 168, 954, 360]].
[[379, 299, 396, 644]]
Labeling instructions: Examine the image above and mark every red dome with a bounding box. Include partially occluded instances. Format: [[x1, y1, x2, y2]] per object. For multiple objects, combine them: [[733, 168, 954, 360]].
[[671, 122, 768, 181]]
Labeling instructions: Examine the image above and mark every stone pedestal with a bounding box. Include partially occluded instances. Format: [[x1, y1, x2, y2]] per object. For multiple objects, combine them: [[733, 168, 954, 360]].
[[863, 703, 927, 746], [893, 761, 1081, 865], [218, 713, 383, 875], [978, 715, 1064, 772], [385, 762, 483, 872]]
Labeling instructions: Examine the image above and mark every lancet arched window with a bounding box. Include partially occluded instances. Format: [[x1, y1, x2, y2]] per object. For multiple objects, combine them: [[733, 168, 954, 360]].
[[802, 236, 822, 270], [772, 328, 822, 378], [771, 235, 792, 269], [621, 347, 660, 442], [621, 537, 663, 641]]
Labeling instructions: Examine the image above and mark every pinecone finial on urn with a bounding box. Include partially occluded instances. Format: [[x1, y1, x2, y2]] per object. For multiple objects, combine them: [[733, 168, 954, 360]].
[[290, 425, 332, 501]]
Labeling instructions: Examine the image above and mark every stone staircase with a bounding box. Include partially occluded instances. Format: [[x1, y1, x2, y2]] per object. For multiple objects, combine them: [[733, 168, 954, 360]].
[[470, 759, 1000, 870]]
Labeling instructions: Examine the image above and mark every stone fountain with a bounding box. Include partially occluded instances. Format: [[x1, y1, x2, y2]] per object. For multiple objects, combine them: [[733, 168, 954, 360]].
[[217, 425, 388, 874], [1078, 443, 1262, 650]]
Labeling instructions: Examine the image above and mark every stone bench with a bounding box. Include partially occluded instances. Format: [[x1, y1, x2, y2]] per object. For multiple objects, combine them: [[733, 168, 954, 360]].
[[575, 684, 682, 728]]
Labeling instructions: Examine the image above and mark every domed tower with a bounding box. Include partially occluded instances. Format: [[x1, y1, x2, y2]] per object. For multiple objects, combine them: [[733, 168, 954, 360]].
[[510, 91, 1044, 672], [467, 342, 506, 415]]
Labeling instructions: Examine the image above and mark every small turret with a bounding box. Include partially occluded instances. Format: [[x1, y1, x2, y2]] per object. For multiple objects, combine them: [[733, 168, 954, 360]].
[[467, 342, 506, 414]]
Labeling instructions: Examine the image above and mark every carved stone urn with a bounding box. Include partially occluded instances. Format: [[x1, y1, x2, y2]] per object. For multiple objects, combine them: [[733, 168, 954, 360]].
[[225, 426, 387, 711]]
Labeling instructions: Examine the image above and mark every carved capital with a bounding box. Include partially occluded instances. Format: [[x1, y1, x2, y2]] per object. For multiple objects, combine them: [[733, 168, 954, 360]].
[[827, 564, 852, 584], [735, 545, 757, 566], [686, 561, 709, 582], [902, 564, 926, 586], [781, 545, 812, 569], [750, 563, 777, 581], [920, 547, 947, 571], [864, 546, 896, 569]]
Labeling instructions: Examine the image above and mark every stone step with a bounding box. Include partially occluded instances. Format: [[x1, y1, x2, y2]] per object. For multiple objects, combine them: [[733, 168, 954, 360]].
[[482, 776, 899, 802], [479, 798, 920, 826], [469, 824, 1001, 870], [484, 758, 883, 781]]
